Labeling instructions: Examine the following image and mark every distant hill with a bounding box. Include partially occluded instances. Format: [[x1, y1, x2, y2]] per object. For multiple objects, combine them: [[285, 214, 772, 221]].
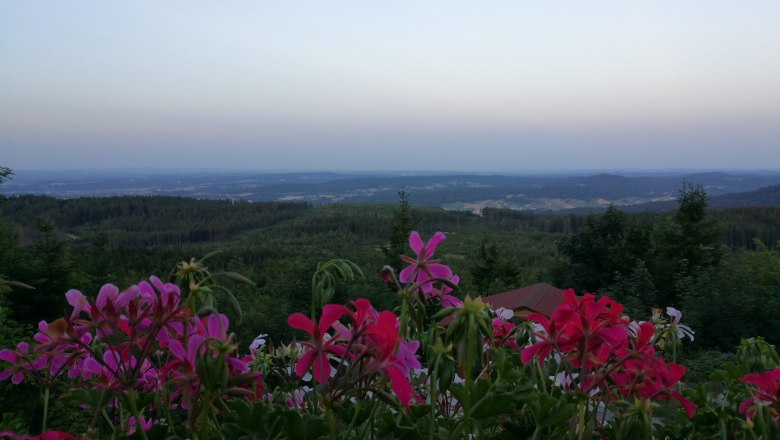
[[619, 184, 780, 213], [3, 170, 780, 212]]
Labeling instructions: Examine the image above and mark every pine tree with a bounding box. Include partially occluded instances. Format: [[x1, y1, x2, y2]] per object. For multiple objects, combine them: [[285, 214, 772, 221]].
[[382, 191, 414, 271]]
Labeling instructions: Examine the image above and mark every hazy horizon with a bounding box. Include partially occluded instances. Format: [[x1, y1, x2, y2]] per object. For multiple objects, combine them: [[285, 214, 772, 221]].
[[2, 2, 779, 171]]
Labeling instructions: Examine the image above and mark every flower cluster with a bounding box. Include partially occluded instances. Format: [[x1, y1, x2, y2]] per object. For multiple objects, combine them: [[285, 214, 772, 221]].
[[0, 276, 262, 435], [398, 231, 462, 307], [288, 298, 421, 407], [521, 289, 697, 417], [740, 367, 780, 429], [0, 231, 717, 438]]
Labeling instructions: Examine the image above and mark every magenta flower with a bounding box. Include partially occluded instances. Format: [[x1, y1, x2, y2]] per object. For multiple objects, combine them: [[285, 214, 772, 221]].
[[65, 289, 89, 320], [287, 304, 350, 384], [95, 283, 120, 311], [434, 275, 463, 308], [395, 340, 422, 374], [127, 415, 155, 435], [740, 367, 780, 428], [399, 231, 453, 293], [0, 342, 31, 384]]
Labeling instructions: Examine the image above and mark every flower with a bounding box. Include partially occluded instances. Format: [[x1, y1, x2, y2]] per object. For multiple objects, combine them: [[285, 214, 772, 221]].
[[740, 367, 780, 428], [399, 231, 453, 293], [522, 290, 628, 369], [0, 342, 46, 384], [287, 304, 350, 384], [665, 307, 695, 341], [249, 333, 268, 357], [431, 275, 463, 308], [127, 415, 155, 435], [65, 289, 89, 320]]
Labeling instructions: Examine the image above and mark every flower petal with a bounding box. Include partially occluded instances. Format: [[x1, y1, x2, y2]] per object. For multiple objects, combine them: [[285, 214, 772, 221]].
[[287, 313, 315, 335], [311, 353, 331, 384], [318, 304, 349, 334], [408, 231, 423, 255], [423, 232, 446, 259]]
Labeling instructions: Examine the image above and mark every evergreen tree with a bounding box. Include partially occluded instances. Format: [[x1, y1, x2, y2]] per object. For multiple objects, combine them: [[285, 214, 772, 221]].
[[0, 166, 12, 185], [382, 191, 414, 271], [471, 237, 524, 295], [653, 183, 722, 305], [558, 205, 651, 293]]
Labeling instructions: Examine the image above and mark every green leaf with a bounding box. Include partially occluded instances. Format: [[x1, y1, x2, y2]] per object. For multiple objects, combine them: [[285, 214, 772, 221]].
[[216, 271, 256, 286]]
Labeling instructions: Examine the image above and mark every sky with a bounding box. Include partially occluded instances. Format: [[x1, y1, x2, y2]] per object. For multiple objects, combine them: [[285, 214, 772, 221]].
[[1, 1, 779, 172]]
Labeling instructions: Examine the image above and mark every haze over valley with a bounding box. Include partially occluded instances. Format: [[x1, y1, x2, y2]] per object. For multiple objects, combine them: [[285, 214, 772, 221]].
[[4, 169, 780, 213]]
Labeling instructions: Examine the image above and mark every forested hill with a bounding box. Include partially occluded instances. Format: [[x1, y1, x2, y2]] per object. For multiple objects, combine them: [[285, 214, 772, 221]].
[[619, 183, 780, 212], [1, 191, 780, 353], [1, 195, 309, 247], [5, 170, 780, 212]]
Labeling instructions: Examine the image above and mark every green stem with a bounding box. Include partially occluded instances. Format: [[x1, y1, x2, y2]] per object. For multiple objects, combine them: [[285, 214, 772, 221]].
[[41, 386, 50, 433], [429, 370, 437, 440], [531, 424, 542, 440], [462, 319, 476, 439], [398, 296, 409, 340], [326, 405, 337, 440], [346, 399, 362, 437], [127, 389, 149, 440], [100, 410, 115, 431], [756, 405, 770, 440], [161, 387, 177, 436], [535, 359, 548, 394], [357, 398, 381, 440], [577, 400, 587, 440]]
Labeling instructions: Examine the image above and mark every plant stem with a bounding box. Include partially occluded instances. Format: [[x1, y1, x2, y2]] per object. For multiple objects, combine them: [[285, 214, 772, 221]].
[[127, 389, 149, 440], [398, 296, 409, 340], [346, 398, 362, 437], [41, 386, 50, 433], [429, 369, 437, 440], [326, 405, 337, 440], [577, 400, 587, 440]]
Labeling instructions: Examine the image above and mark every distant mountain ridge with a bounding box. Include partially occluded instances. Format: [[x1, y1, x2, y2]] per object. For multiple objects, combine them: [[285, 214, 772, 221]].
[[3, 170, 780, 212], [618, 184, 780, 213]]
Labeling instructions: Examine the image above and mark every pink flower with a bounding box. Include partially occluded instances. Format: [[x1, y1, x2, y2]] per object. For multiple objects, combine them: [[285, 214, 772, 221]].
[[65, 289, 89, 320], [491, 318, 519, 350], [287, 304, 350, 384], [363, 311, 418, 407], [430, 275, 463, 307], [395, 340, 422, 374], [399, 232, 453, 293], [0, 342, 46, 384], [0, 342, 29, 384], [127, 415, 155, 435]]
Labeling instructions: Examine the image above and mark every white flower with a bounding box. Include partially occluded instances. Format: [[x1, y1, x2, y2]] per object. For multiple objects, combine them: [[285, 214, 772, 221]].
[[495, 307, 513, 320], [530, 321, 546, 335], [249, 333, 268, 356], [550, 371, 578, 389], [666, 307, 695, 341], [627, 320, 642, 337]]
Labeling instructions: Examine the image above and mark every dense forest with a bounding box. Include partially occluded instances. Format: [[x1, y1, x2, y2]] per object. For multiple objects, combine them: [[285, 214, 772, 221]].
[[2, 182, 779, 350]]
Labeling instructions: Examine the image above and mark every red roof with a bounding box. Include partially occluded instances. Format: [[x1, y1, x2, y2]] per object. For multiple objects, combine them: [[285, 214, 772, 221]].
[[482, 282, 564, 317]]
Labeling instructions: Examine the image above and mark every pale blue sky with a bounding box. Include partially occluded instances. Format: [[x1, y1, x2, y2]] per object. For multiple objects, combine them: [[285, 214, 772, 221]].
[[1, 1, 778, 171]]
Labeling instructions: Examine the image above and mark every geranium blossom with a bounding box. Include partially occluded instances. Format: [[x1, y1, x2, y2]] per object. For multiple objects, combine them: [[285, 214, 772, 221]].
[[288, 304, 350, 384], [740, 367, 780, 428], [0, 342, 44, 384], [399, 231, 453, 293]]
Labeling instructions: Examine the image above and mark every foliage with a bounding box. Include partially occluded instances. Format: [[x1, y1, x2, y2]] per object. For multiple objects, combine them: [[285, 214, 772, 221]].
[[3, 231, 780, 439]]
